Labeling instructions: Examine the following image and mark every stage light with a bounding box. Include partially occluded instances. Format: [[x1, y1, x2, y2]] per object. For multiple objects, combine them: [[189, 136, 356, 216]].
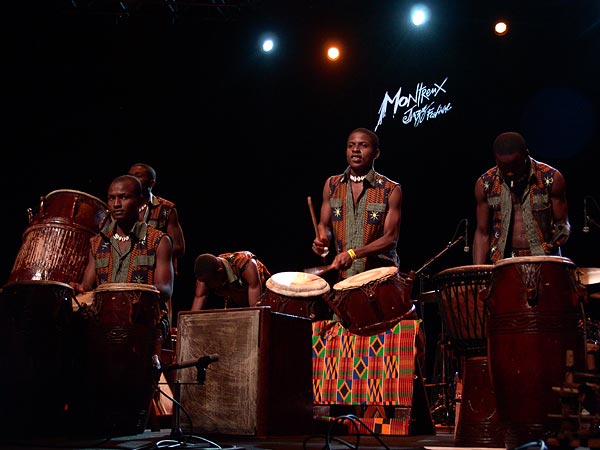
[[410, 4, 430, 26], [327, 46, 340, 61], [494, 21, 508, 36], [259, 33, 276, 53]]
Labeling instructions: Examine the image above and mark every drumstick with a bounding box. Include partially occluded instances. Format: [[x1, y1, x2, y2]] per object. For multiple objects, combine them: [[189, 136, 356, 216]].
[[307, 196, 319, 238], [308, 196, 328, 262]]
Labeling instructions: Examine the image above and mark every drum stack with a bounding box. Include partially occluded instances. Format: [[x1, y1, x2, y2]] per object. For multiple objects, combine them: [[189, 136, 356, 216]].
[[0, 189, 108, 436]]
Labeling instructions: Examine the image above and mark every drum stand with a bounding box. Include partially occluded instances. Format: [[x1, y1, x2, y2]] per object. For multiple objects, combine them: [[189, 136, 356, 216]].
[[413, 235, 464, 428]]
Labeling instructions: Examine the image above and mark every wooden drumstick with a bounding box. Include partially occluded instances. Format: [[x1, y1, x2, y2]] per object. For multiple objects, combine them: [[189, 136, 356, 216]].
[[308, 196, 328, 262], [307, 196, 319, 238]]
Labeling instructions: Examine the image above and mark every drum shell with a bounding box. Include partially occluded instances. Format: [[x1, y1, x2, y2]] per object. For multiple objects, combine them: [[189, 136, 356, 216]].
[[432, 265, 493, 356], [70, 283, 162, 436], [0, 280, 77, 435], [258, 288, 332, 321], [330, 268, 414, 336], [486, 256, 586, 448], [9, 190, 108, 284]]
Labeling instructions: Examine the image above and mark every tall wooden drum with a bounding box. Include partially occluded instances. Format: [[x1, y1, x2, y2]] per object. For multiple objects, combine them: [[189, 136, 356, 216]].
[[486, 256, 587, 449], [69, 283, 162, 437]]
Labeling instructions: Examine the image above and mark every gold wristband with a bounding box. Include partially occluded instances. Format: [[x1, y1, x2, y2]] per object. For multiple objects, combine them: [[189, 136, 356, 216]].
[[347, 248, 357, 260]]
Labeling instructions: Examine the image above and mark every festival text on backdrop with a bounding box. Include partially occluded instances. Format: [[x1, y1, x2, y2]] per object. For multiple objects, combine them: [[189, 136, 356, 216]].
[[375, 77, 451, 131]]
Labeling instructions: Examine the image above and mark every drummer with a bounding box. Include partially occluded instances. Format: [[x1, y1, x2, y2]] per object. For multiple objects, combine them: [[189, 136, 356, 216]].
[[70, 174, 174, 342], [190, 251, 271, 310], [473, 131, 571, 264], [311, 127, 403, 282]]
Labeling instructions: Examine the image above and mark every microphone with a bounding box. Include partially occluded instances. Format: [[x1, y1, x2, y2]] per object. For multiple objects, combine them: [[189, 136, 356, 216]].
[[463, 219, 470, 252], [583, 197, 590, 233]]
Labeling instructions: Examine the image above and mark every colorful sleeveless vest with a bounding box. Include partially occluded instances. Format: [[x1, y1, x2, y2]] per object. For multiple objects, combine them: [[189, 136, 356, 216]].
[[145, 195, 175, 233], [328, 169, 401, 278], [220, 251, 271, 289], [90, 221, 167, 285], [479, 157, 557, 262]]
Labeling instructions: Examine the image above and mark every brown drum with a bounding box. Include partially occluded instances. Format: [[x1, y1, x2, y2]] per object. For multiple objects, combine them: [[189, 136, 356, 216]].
[[433, 265, 503, 448], [329, 267, 415, 336], [70, 283, 162, 436], [9, 189, 109, 284], [433, 264, 494, 356], [0, 280, 77, 435], [486, 256, 587, 449], [257, 271, 331, 320]]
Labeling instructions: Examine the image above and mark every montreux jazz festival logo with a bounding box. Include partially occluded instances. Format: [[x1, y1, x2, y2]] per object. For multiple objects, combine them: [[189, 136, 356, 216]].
[[374, 76, 451, 131]]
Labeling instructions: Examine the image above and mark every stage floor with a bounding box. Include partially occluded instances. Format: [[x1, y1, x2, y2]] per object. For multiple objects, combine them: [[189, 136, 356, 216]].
[[0, 426, 482, 450]]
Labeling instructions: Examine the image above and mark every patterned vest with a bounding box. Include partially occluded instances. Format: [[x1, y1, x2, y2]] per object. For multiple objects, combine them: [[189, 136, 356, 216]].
[[145, 195, 175, 233], [90, 222, 167, 285], [328, 169, 401, 278], [479, 157, 557, 262]]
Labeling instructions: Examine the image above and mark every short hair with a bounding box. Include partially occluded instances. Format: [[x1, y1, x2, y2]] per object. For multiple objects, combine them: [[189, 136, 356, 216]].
[[493, 132, 527, 156], [350, 127, 379, 148], [111, 174, 143, 198], [194, 253, 220, 278], [129, 163, 156, 182]]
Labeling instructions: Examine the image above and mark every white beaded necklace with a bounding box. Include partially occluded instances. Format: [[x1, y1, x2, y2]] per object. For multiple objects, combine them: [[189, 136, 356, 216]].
[[349, 174, 366, 183], [113, 232, 130, 242]]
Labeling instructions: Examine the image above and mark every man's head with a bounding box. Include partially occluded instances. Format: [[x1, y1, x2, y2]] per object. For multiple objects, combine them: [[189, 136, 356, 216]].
[[128, 163, 156, 197], [194, 253, 225, 289], [107, 175, 144, 222], [346, 127, 380, 173], [493, 132, 530, 183]]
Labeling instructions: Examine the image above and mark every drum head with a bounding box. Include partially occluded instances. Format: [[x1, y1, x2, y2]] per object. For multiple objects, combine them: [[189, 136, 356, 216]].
[[94, 282, 159, 294], [266, 272, 330, 297], [333, 266, 398, 291], [45, 189, 108, 209], [494, 255, 575, 269], [3, 279, 74, 293]]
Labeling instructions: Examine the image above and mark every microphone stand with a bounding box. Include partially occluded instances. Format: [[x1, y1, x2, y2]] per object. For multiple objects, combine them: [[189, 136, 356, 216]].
[[412, 236, 464, 428], [141, 354, 219, 449]]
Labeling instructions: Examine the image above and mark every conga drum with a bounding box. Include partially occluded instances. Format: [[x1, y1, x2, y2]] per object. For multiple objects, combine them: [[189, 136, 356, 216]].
[[9, 189, 108, 284], [433, 265, 504, 448], [0, 280, 76, 435], [70, 283, 162, 436], [257, 271, 332, 320], [486, 256, 587, 449], [329, 267, 415, 336]]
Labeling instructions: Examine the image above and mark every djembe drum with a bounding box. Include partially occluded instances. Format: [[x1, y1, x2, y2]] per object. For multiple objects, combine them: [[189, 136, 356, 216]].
[[257, 271, 332, 320], [329, 266, 415, 336], [8, 189, 108, 284], [486, 256, 587, 449], [433, 264, 504, 448], [69, 283, 162, 436]]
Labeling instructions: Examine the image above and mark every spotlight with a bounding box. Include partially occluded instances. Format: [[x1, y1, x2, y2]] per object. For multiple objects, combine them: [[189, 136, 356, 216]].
[[494, 21, 508, 36], [259, 33, 276, 53], [327, 46, 340, 61], [410, 4, 430, 26]]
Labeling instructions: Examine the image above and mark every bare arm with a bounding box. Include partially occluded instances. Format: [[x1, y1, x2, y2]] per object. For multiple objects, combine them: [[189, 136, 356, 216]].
[[312, 177, 333, 256], [191, 280, 209, 311], [473, 178, 491, 264], [242, 258, 263, 307], [154, 235, 174, 303], [71, 247, 97, 294], [167, 207, 185, 259], [547, 170, 570, 250]]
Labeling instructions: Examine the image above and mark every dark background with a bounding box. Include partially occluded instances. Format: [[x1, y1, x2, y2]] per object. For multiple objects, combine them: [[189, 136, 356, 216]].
[[2, 0, 599, 320]]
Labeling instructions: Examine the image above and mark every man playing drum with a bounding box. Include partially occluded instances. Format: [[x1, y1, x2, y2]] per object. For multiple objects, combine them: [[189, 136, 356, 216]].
[[311, 127, 403, 280], [71, 174, 174, 339], [473, 131, 571, 264]]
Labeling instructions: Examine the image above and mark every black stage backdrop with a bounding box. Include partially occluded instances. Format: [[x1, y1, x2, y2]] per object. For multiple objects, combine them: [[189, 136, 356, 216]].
[[1, 1, 599, 320]]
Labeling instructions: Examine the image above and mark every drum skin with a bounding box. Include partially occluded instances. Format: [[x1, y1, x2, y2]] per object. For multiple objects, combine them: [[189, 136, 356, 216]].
[[9, 189, 108, 284], [69, 283, 162, 436], [486, 256, 587, 448], [330, 267, 415, 336], [257, 272, 332, 320]]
